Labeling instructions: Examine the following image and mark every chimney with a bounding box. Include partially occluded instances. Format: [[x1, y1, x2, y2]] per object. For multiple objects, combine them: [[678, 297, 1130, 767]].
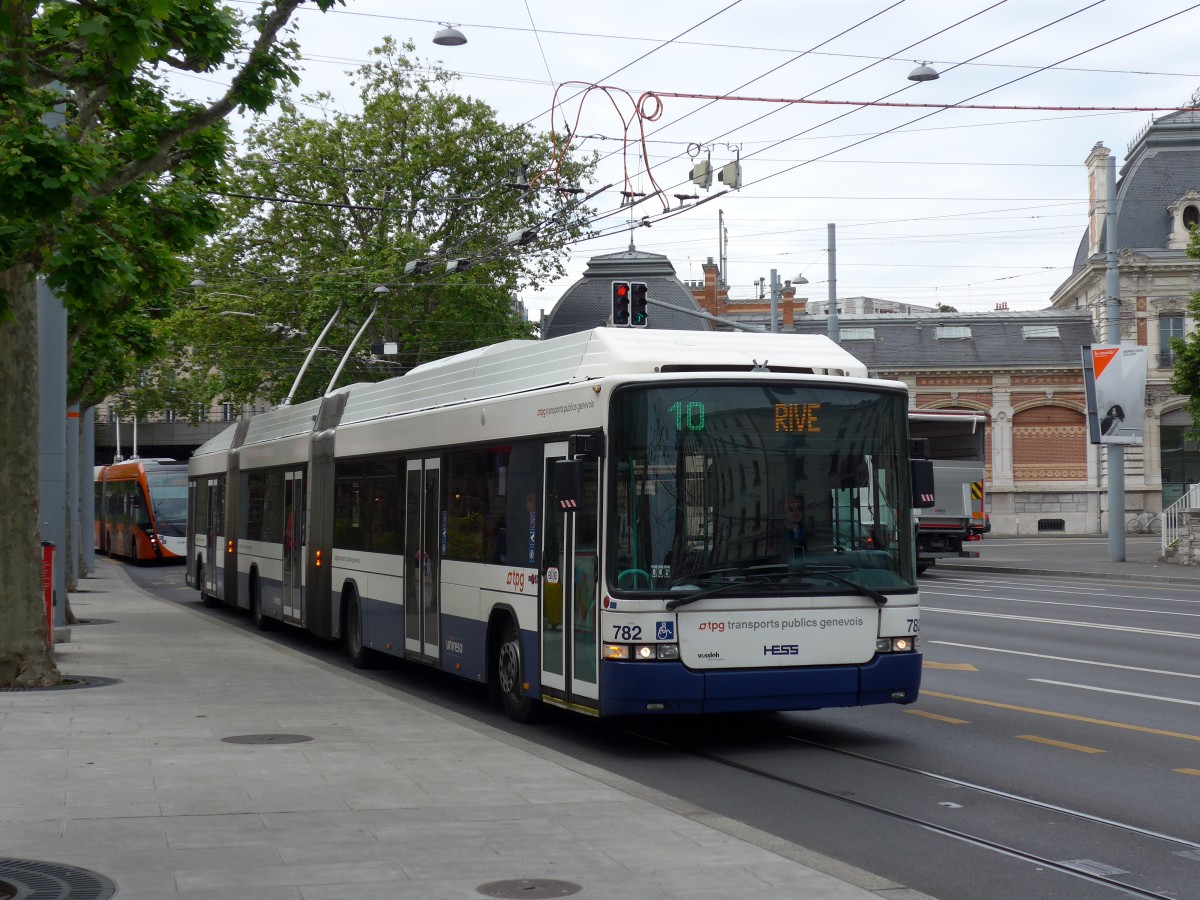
[[701, 257, 721, 315], [1085, 142, 1110, 258]]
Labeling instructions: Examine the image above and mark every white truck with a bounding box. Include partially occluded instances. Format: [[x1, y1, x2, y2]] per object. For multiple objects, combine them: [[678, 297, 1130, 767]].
[[909, 411, 988, 574]]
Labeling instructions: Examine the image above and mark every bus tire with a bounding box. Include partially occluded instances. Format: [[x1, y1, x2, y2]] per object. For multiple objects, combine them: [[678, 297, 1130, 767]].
[[250, 574, 274, 631], [198, 561, 219, 608], [343, 589, 373, 669], [496, 618, 541, 723]]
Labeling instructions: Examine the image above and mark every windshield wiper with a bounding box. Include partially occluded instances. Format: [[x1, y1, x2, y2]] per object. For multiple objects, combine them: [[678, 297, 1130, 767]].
[[665, 581, 741, 611], [664, 567, 889, 610], [801, 568, 889, 606]]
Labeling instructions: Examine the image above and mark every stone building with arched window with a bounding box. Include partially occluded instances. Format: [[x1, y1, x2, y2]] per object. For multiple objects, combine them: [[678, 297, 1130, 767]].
[[1049, 109, 1200, 513]]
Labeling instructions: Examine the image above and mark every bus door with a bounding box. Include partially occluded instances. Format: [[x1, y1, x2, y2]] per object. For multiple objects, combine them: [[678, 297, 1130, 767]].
[[405, 458, 441, 661], [204, 478, 223, 599], [539, 443, 600, 710], [282, 470, 305, 623]]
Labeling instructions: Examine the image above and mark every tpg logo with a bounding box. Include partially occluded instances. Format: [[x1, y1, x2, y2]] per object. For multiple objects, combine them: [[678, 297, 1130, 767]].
[[764, 644, 800, 655], [698, 621, 726, 633], [506, 570, 526, 591]]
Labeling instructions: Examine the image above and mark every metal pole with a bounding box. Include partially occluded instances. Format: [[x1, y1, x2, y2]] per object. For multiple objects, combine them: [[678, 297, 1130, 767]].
[[827, 223, 839, 343], [37, 280, 68, 632], [1104, 154, 1125, 562], [643, 295, 765, 332], [769, 268, 780, 333], [82, 407, 95, 576]]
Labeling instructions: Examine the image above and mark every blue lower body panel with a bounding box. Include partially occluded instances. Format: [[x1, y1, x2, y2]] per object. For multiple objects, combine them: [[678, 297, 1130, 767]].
[[599, 653, 922, 716]]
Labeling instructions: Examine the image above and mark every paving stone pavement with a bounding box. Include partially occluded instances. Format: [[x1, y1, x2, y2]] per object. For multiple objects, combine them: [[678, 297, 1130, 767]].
[[0, 561, 931, 900]]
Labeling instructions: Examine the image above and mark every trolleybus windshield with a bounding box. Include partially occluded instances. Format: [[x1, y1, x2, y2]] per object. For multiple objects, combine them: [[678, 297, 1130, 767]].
[[610, 383, 914, 594], [147, 468, 188, 538]]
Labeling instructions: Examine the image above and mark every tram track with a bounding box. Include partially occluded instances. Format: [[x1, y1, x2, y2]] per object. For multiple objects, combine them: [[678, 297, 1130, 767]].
[[613, 720, 1197, 900]]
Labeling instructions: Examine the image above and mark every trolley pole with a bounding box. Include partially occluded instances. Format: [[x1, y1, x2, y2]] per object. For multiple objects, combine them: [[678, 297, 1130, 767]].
[[1105, 154, 1126, 562]]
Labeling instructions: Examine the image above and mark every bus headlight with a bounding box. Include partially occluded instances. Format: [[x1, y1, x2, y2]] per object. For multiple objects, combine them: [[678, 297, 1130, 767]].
[[605, 644, 680, 661], [877, 637, 918, 653]]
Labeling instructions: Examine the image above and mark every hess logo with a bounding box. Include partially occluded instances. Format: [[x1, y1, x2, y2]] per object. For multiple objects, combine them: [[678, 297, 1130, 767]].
[[764, 644, 800, 655], [506, 570, 526, 591]]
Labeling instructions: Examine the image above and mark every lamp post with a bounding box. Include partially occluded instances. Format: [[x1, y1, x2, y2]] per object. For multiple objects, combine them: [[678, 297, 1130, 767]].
[[1104, 154, 1126, 562]]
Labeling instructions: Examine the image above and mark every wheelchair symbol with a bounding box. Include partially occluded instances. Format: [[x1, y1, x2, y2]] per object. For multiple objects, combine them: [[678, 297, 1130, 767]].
[[656, 621, 675, 641]]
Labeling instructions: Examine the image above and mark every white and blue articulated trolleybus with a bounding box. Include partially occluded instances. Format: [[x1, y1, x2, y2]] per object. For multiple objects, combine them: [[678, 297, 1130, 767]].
[[186, 328, 930, 721]]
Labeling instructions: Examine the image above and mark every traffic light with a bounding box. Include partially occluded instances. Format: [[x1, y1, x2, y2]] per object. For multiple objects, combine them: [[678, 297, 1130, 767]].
[[611, 281, 630, 326], [630, 282, 649, 327]]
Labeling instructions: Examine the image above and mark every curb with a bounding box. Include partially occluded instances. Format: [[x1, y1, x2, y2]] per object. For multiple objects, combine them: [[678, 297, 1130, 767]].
[[929, 561, 1200, 585]]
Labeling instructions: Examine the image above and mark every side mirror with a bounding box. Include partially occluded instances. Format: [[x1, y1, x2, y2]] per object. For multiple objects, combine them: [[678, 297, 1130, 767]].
[[911, 459, 935, 509], [553, 459, 583, 513]]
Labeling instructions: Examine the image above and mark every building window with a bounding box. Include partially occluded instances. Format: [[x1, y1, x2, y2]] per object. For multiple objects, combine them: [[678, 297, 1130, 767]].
[[841, 327, 875, 341], [935, 325, 972, 340], [222, 402, 234, 422], [1184, 205, 1200, 230], [1022, 325, 1060, 339], [1161, 417, 1200, 506], [1160, 314, 1185, 366]]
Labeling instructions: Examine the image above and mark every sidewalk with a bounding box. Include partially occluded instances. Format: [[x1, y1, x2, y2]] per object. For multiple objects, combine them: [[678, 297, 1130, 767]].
[[0, 561, 929, 900], [931, 533, 1200, 584]]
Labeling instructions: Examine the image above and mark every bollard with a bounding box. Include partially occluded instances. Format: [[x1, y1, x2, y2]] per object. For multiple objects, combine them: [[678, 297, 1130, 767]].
[[41, 541, 55, 647]]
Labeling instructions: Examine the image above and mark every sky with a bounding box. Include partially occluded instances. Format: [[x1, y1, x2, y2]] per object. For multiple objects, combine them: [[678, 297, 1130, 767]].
[[181, 0, 1200, 317]]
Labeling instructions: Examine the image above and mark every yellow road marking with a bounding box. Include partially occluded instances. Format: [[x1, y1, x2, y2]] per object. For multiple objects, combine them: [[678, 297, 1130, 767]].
[[1175, 768, 1200, 777], [906, 709, 970, 725], [924, 662, 978, 671], [922, 690, 1200, 744], [1018, 734, 1104, 754]]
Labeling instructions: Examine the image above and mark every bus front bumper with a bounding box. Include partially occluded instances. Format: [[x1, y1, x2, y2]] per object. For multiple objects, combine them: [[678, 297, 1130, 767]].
[[598, 653, 922, 716]]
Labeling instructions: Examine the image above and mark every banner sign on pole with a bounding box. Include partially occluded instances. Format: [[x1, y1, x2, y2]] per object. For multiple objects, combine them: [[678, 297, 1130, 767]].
[[1082, 344, 1146, 445]]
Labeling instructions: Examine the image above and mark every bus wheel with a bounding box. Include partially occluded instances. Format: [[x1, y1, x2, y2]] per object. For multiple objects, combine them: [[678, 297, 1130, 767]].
[[344, 590, 373, 669], [497, 618, 541, 723], [250, 576, 274, 631], [198, 561, 219, 608]]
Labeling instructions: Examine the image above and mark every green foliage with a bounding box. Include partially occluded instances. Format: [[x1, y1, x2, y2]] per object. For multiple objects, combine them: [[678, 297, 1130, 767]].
[[144, 39, 598, 414], [0, 0, 342, 685], [1169, 225, 1200, 439], [1, 0, 343, 406]]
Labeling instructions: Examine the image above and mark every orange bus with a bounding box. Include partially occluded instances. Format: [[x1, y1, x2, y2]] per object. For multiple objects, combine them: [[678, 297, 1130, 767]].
[[95, 458, 189, 562]]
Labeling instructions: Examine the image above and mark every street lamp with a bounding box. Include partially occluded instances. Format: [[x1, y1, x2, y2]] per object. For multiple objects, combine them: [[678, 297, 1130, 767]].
[[907, 62, 939, 82], [433, 23, 467, 46]]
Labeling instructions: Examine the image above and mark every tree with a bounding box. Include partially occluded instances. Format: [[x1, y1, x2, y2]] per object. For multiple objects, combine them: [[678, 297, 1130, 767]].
[[1170, 226, 1200, 438], [0, 0, 340, 687], [139, 39, 597, 413]]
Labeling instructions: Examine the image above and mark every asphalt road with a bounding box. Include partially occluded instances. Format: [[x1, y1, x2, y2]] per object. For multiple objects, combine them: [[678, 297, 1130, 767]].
[[128, 561, 1200, 900]]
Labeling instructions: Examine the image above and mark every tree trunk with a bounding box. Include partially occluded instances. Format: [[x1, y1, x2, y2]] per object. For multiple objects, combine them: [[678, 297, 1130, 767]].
[[0, 265, 60, 687]]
